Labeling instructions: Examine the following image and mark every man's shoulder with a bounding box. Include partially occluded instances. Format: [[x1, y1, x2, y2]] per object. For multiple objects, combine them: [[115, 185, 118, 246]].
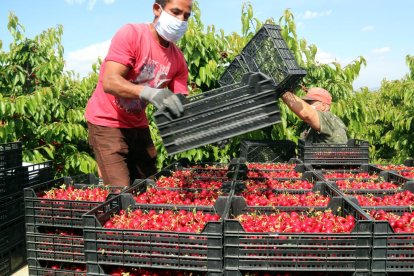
[[116, 23, 149, 37]]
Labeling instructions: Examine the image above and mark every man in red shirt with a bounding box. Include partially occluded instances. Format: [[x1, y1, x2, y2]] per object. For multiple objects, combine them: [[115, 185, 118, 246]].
[[85, 0, 192, 186]]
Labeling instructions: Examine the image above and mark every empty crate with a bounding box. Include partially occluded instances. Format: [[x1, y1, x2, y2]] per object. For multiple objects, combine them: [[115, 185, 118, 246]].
[[219, 23, 306, 94], [154, 72, 282, 155], [239, 139, 297, 162]]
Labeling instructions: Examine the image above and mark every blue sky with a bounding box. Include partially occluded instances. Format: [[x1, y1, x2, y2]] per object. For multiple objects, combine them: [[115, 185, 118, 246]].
[[1, 0, 413, 90]]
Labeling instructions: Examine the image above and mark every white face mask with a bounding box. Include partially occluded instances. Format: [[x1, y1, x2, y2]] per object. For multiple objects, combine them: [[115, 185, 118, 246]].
[[155, 6, 188, 43]]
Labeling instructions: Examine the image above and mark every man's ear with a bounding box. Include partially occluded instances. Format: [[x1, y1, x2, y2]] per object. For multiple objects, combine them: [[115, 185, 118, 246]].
[[153, 3, 162, 18]]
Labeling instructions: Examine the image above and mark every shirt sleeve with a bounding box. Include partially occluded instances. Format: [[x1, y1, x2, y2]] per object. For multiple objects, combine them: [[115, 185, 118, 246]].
[[168, 50, 189, 95], [105, 24, 138, 68]]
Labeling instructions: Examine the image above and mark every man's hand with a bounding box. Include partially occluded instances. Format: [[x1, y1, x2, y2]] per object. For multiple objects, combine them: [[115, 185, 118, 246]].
[[140, 87, 184, 118]]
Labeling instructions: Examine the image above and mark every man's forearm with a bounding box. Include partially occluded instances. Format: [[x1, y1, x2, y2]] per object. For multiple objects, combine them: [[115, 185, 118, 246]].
[[282, 91, 305, 113], [103, 73, 143, 99], [281, 91, 320, 130]]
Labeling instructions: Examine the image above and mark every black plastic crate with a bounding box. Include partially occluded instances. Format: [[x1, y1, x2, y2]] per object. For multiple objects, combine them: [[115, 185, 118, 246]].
[[373, 163, 414, 172], [0, 142, 22, 170], [24, 174, 123, 228], [219, 24, 307, 92], [345, 185, 414, 208], [328, 171, 413, 194], [155, 72, 276, 125], [362, 207, 414, 274], [223, 271, 365, 276], [403, 158, 414, 167], [154, 72, 282, 156], [0, 161, 52, 199], [218, 55, 250, 86], [239, 139, 296, 163], [28, 259, 87, 276], [86, 263, 219, 276], [164, 161, 236, 179], [222, 271, 365, 276], [223, 197, 372, 273], [162, 158, 245, 181], [153, 166, 235, 190], [394, 170, 414, 180], [0, 241, 27, 276], [234, 170, 325, 194], [0, 193, 24, 228], [298, 139, 370, 165], [318, 164, 385, 181], [244, 163, 311, 180], [83, 194, 226, 273], [26, 224, 84, 263], [234, 181, 343, 208], [372, 163, 414, 181], [244, 159, 303, 171], [124, 179, 230, 214], [151, 170, 228, 189], [0, 217, 25, 254]]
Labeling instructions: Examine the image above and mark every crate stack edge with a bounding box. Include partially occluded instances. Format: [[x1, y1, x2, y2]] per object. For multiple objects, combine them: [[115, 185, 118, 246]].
[[24, 174, 107, 275], [1, 141, 53, 276]]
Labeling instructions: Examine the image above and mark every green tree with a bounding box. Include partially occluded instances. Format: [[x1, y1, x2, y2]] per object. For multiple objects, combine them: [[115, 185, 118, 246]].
[[2, 2, 413, 178], [0, 12, 98, 176]]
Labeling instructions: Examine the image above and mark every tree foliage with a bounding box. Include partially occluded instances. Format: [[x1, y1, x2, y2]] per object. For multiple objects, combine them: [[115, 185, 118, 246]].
[[0, 12, 98, 176], [1, 2, 413, 178]]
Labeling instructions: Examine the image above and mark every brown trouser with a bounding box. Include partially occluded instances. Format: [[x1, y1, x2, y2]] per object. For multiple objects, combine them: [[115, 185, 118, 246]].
[[87, 122, 157, 187]]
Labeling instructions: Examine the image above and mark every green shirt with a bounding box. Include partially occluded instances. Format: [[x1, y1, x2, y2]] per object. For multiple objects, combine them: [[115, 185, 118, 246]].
[[301, 111, 348, 144]]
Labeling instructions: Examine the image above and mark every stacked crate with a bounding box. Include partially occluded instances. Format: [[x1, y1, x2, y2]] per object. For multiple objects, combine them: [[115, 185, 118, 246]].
[[304, 162, 414, 275], [0, 142, 52, 275], [24, 174, 119, 275], [82, 162, 238, 275], [154, 72, 283, 155], [375, 160, 414, 181], [368, 207, 414, 275], [221, 161, 373, 275], [17, 147, 414, 275], [154, 24, 306, 156], [239, 139, 297, 163], [218, 24, 307, 92]]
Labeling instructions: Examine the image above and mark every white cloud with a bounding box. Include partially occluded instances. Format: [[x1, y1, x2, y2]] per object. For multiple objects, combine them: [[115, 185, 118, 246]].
[[312, 49, 407, 90], [64, 40, 110, 77], [64, 0, 116, 10], [315, 49, 339, 64], [372, 47, 391, 54], [302, 10, 332, 20], [362, 25, 374, 32]]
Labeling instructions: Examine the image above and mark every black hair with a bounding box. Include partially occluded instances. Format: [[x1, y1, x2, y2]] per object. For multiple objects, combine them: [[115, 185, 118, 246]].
[[155, 0, 169, 8]]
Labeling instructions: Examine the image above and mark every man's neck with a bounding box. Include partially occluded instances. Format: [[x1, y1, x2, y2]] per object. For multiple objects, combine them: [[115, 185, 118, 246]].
[[149, 23, 170, 48]]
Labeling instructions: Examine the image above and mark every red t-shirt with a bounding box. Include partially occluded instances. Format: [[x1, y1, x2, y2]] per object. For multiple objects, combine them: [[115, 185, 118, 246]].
[[85, 23, 189, 128]]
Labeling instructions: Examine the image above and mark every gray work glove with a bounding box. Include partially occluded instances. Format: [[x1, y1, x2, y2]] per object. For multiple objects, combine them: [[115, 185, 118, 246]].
[[140, 86, 184, 118]]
